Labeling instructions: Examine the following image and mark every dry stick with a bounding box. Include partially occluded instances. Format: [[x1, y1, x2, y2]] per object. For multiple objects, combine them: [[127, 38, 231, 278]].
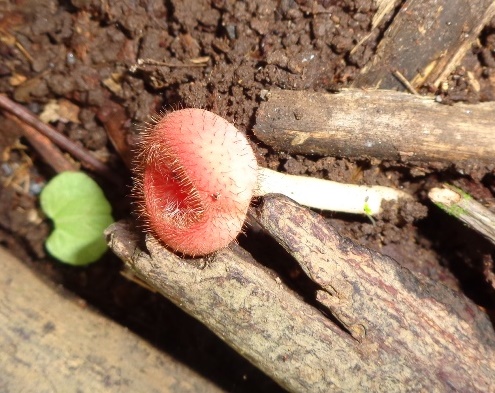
[[254, 195, 495, 391], [0, 94, 117, 183], [106, 197, 495, 392], [135, 58, 209, 67], [105, 221, 431, 392], [352, 0, 495, 90], [254, 89, 495, 164], [429, 185, 495, 245], [4, 112, 77, 173], [0, 246, 221, 393], [129, 57, 209, 73], [392, 69, 419, 96]]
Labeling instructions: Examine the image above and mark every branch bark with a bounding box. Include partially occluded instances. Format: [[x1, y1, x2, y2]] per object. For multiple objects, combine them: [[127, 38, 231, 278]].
[[254, 89, 495, 164], [106, 195, 495, 392]]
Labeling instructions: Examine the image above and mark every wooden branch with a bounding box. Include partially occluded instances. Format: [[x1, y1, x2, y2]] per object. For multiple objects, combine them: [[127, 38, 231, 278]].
[[254, 89, 495, 163], [429, 184, 495, 245], [352, 0, 495, 89], [0, 247, 221, 393], [107, 223, 366, 392], [255, 196, 495, 391], [106, 197, 495, 392]]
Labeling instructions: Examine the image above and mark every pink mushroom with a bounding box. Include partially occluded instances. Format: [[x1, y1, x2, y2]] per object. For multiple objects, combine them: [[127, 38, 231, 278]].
[[135, 109, 409, 256]]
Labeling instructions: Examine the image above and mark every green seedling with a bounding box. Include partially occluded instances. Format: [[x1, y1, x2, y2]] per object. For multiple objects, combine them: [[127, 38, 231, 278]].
[[40, 171, 113, 265]]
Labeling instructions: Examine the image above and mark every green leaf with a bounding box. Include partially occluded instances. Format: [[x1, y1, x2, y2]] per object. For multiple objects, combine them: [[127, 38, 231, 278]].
[[40, 171, 114, 266]]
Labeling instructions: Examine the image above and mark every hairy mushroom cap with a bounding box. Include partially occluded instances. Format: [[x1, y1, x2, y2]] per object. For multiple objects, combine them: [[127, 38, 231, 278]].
[[136, 108, 258, 256]]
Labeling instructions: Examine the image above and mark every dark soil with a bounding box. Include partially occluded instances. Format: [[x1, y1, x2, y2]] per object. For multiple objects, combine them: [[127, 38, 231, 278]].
[[1, 0, 495, 391]]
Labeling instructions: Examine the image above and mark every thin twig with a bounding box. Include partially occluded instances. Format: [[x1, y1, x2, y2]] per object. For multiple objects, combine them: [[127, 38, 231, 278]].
[[392, 69, 420, 95], [129, 57, 209, 72], [0, 28, 34, 64], [4, 111, 76, 173], [428, 184, 495, 245], [0, 94, 119, 185], [138, 58, 208, 67]]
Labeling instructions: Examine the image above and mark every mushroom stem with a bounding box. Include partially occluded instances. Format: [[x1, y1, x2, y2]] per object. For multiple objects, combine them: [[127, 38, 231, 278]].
[[255, 167, 409, 215]]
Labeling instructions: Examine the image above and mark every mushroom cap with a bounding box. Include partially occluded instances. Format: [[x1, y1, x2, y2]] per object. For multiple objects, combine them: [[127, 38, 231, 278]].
[[139, 108, 257, 256]]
